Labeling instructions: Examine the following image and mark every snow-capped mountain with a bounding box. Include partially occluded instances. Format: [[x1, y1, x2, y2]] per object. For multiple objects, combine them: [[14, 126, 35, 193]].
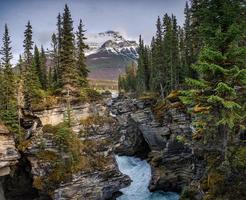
[[85, 30, 138, 60], [85, 31, 139, 80]]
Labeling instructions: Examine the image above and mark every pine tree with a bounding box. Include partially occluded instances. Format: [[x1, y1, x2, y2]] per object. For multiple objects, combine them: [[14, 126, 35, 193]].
[[0, 24, 15, 109], [16, 55, 24, 74], [40, 46, 47, 89], [150, 16, 164, 92], [50, 33, 58, 86], [180, 1, 245, 198], [76, 19, 89, 86], [23, 21, 34, 66], [22, 21, 41, 108], [33, 45, 42, 87], [136, 35, 145, 92], [56, 13, 62, 86], [171, 15, 180, 89], [0, 24, 18, 132], [178, 27, 187, 84], [60, 4, 80, 91], [162, 14, 172, 93]]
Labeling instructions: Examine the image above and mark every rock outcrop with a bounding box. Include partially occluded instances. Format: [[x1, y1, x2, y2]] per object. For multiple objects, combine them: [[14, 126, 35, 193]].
[[0, 123, 20, 200], [0, 124, 19, 177], [110, 93, 194, 193], [20, 100, 130, 200]]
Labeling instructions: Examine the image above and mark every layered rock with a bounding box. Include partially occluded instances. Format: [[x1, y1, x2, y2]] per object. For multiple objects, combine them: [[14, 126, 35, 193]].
[[0, 123, 20, 200], [21, 100, 130, 200], [0, 124, 19, 177], [110, 94, 194, 193]]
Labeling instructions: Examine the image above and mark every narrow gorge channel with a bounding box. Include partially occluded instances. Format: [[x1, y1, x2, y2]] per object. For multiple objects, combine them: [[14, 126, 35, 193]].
[[115, 156, 179, 200]]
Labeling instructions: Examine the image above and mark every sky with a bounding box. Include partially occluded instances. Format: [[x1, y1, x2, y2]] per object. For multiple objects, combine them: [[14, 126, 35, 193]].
[[0, 0, 186, 64]]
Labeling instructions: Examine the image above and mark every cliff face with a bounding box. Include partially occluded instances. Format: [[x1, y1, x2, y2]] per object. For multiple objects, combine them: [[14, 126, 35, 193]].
[[27, 101, 130, 200], [110, 94, 195, 193], [0, 124, 20, 200], [0, 98, 130, 200]]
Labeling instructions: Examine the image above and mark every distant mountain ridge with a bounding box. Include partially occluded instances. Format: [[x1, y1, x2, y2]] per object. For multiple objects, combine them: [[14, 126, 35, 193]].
[[85, 31, 139, 80]]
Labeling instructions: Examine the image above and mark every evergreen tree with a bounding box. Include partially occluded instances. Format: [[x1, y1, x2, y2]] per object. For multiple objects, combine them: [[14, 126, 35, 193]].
[[33, 46, 42, 87], [50, 33, 58, 86], [178, 27, 187, 84], [0, 24, 15, 109], [180, 0, 245, 198], [0, 24, 18, 132], [162, 14, 172, 93], [60, 4, 80, 91], [23, 21, 34, 66], [56, 13, 62, 86], [171, 15, 180, 89], [23, 21, 41, 108], [150, 16, 164, 92], [16, 55, 24, 74], [136, 35, 146, 92], [40, 46, 47, 89], [76, 19, 89, 86]]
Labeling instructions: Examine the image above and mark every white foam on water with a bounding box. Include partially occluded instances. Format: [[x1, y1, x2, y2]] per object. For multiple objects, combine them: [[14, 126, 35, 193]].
[[115, 155, 179, 200]]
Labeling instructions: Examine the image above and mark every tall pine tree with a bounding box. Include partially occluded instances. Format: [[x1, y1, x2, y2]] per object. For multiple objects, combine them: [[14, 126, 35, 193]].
[[60, 5, 80, 91], [76, 19, 89, 86]]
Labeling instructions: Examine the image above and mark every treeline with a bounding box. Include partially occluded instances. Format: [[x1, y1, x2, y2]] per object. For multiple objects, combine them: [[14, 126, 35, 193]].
[[0, 4, 89, 130], [119, 1, 202, 95]]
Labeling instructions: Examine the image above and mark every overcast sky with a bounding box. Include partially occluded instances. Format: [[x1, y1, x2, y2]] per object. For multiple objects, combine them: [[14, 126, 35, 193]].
[[0, 0, 186, 64]]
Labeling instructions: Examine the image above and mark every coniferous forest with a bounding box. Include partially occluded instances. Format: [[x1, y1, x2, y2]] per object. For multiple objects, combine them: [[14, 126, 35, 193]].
[[0, 1, 245, 200]]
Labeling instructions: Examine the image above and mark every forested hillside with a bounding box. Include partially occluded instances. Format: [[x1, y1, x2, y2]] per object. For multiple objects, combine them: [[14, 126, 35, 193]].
[[119, 0, 246, 199]]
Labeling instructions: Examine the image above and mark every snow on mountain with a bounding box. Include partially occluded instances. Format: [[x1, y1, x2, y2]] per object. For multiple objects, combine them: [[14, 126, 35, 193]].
[[85, 31, 139, 80], [85, 31, 139, 60]]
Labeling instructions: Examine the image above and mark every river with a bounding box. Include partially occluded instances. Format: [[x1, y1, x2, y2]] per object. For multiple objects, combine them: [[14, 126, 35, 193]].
[[115, 156, 179, 200]]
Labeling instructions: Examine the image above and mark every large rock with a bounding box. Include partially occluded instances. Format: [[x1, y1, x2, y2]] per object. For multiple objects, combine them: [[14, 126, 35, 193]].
[[110, 95, 194, 193], [23, 101, 130, 200], [0, 124, 19, 177]]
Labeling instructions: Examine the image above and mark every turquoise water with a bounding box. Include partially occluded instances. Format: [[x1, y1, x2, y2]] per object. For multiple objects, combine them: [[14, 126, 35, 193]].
[[115, 156, 179, 200]]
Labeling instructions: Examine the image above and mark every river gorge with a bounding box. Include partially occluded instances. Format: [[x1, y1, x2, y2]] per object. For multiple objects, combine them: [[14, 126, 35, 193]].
[[0, 92, 196, 200]]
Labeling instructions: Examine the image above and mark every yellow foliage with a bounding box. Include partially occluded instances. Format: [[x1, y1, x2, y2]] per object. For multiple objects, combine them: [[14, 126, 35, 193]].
[[18, 139, 32, 152], [139, 92, 158, 101], [166, 90, 180, 100], [193, 104, 210, 113]]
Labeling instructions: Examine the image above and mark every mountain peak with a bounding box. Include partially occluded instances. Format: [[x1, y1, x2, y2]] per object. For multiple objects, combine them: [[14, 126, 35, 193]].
[[85, 30, 138, 59]]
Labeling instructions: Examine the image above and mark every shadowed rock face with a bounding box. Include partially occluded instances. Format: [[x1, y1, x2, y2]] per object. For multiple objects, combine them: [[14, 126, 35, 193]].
[[110, 94, 195, 193]]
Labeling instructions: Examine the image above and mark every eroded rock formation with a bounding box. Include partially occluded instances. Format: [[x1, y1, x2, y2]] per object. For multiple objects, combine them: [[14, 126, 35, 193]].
[[110, 93, 194, 193]]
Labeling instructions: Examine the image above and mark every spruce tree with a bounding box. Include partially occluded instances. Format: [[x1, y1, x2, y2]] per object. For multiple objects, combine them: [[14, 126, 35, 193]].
[[180, 0, 245, 198], [0, 24, 18, 131], [0, 24, 15, 109], [50, 33, 58, 86], [150, 16, 164, 92], [60, 4, 80, 91], [162, 14, 172, 93], [23, 21, 41, 108], [76, 19, 89, 86], [136, 35, 145, 92], [171, 15, 180, 89], [33, 46, 42, 87], [56, 13, 62, 86], [40, 46, 47, 89]]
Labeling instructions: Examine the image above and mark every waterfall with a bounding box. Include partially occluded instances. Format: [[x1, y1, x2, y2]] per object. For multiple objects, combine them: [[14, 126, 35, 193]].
[[115, 156, 179, 200]]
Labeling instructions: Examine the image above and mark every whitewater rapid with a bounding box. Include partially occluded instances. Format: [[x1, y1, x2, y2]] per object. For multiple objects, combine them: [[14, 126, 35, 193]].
[[115, 156, 179, 200]]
